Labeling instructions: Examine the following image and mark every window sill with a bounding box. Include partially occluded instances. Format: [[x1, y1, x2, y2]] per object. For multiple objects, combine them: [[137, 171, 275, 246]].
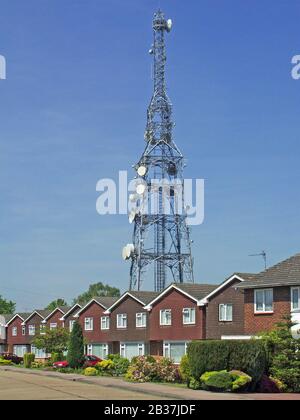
[[254, 311, 274, 315]]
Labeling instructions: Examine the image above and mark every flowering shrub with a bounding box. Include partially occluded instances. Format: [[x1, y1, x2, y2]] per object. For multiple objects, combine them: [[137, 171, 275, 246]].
[[200, 370, 252, 392], [96, 359, 115, 375], [0, 358, 12, 366], [84, 367, 98, 376], [125, 356, 179, 383]]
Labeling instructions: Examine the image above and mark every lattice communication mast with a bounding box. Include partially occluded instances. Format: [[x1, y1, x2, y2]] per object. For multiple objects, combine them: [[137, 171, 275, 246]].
[[122, 10, 194, 292]]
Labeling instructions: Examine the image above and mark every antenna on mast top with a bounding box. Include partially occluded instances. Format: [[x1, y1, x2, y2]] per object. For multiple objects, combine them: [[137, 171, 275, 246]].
[[249, 250, 267, 270]]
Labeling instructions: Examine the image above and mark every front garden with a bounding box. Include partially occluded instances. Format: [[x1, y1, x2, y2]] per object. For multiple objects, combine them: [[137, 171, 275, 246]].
[[1, 317, 299, 394]]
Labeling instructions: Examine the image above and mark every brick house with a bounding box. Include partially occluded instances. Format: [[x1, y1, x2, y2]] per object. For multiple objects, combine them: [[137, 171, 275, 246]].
[[5, 313, 31, 356], [236, 253, 300, 335], [60, 303, 82, 332], [200, 273, 255, 340], [145, 283, 217, 362], [42, 306, 70, 330], [103, 291, 159, 359], [74, 297, 118, 359]]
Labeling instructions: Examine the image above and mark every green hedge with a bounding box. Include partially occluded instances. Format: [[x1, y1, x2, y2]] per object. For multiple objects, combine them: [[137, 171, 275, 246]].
[[187, 340, 267, 389], [24, 353, 35, 369]]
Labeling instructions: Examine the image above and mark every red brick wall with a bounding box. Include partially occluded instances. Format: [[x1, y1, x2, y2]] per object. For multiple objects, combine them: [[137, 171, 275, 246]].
[[44, 309, 65, 329], [77, 302, 110, 344], [149, 288, 205, 341], [206, 279, 245, 339], [108, 295, 150, 343], [244, 286, 291, 334], [7, 317, 28, 347]]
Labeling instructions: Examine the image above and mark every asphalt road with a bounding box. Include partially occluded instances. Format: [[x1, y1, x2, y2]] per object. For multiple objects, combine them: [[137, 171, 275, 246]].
[[0, 369, 166, 400]]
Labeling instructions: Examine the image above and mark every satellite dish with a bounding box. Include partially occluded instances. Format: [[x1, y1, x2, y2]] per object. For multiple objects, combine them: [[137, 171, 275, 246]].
[[291, 324, 300, 339], [166, 19, 173, 32], [137, 165, 147, 177], [122, 244, 134, 260], [149, 48, 154, 55], [129, 210, 137, 224], [136, 183, 146, 195], [129, 193, 138, 203]]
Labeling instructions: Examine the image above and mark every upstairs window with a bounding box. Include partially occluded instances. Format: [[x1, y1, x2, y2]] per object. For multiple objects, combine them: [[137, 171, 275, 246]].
[[12, 327, 17, 336], [69, 320, 75, 332], [219, 304, 233, 322], [136, 313, 147, 328], [160, 309, 172, 326], [101, 316, 110, 330], [117, 314, 127, 329], [50, 323, 57, 330], [291, 287, 300, 311], [40, 325, 46, 335], [22, 326, 26, 336], [84, 317, 94, 331], [28, 325, 36, 336], [182, 308, 196, 325], [255, 289, 273, 313]]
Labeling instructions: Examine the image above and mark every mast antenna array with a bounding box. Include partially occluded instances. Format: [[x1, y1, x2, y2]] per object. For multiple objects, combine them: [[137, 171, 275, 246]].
[[122, 10, 194, 292]]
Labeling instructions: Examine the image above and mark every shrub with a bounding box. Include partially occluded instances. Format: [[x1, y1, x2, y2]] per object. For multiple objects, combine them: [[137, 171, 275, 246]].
[[256, 374, 281, 393], [204, 371, 233, 392], [31, 361, 45, 369], [189, 377, 201, 390], [84, 367, 98, 376], [51, 352, 64, 364], [125, 356, 179, 383], [23, 353, 35, 369], [230, 371, 252, 392], [188, 340, 266, 389], [67, 322, 84, 369], [107, 354, 130, 376], [0, 357, 12, 366], [96, 359, 115, 375], [179, 355, 191, 384], [260, 317, 300, 392]]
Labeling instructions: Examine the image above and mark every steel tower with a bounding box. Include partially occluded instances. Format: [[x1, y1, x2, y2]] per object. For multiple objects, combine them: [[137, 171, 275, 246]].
[[123, 10, 194, 292]]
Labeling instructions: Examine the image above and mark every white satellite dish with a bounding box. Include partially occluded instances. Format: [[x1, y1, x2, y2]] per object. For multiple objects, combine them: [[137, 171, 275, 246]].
[[291, 324, 300, 339], [129, 210, 137, 224], [129, 193, 138, 202], [136, 183, 146, 195], [122, 246, 129, 260], [166, 19, 173, 32], [137, 165, 147, 177]]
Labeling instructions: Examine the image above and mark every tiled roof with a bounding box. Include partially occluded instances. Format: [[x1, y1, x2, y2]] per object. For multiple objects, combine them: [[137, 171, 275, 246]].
[[128, 291, 160, 305], [172, 283, 218, 300], [237, 253, 300, 289], [93, 296, 119, 309]]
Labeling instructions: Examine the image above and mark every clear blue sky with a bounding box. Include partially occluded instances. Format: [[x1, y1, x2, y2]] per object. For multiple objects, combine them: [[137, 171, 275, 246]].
[[1, 0, 300, 311]]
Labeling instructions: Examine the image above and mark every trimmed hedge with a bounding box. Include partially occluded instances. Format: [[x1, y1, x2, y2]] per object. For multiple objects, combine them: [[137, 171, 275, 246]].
[[187, 340, 267, 389]]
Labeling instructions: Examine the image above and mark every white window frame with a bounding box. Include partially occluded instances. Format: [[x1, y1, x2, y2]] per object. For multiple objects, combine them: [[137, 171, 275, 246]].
[[84, 317, 94, 331], [219, 303, 233, 322], [69, 320, 76, 332], [87, 344, 93, 355], [160, 309, 172, 326], [291, 287, 300, 311], [136, 312, 147, 328], [120, 343, 126, 358], [40, 324, 46, 335], [50, 323, 57, 330], [117, 314, 127, 329], [163, 341, 189, 364], [28, 325, 36, 336], [12, 327, 17, 336], [101, 316, 110, 330], [254, 289, 274, 313], [182, 308, 196, 325], [22, 326, 26, 336]]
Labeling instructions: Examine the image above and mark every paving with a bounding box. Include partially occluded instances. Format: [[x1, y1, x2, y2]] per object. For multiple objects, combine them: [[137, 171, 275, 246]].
[[1, 366, 300, 400]]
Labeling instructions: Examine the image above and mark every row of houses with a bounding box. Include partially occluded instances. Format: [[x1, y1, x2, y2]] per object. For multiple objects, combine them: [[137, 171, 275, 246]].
[[1, 253, 300, 363]]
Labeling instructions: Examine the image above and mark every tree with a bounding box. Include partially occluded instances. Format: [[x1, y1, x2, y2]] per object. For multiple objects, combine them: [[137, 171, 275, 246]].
[[46, 299, 68, 311], [73, 282, 120, 306], [260, 316, 300, 392], [0, 295, 16, 314], [33, 327, 69, 355], [67, 321, 84, 368]]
